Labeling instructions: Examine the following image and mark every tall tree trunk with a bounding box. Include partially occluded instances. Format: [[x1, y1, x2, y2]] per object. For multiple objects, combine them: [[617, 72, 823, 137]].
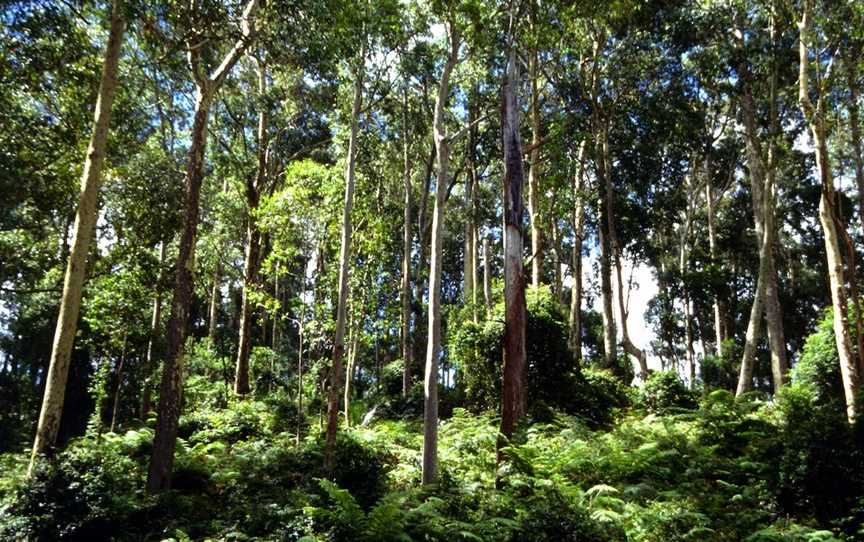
[[272, 262, 280, 349], [483, 235, 493, 315], [141, 241, 167, 419], [29, 0, 125, 473], [413, 142, 436, 374], [499, 45, 527, 457], [422, 24, 459, 486], [234, 59, 268, 395], [400, 80, 413, 397], [325, 65, 363, 470], [569, 141, 587, 364], [343, 310, 355, 427], [606, 129, 647, 379], [528, 50, 543, 289], [705, 171, 725, 358], [683, 293, 696, 388], [551, 215, 562, 302], [465, 85, 479, 321], [797, 1, 860, 421], [589, 33, 617, 370], [763, 14, 789, 391], [208, 264, 221, 343], [596, 125, 617, 370], [147, 89, 214, 492], [147, 0, 259, 492], [296, 299, 305, 445]]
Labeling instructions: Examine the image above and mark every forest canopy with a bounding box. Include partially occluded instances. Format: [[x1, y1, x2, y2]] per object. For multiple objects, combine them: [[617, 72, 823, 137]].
[[1, 0, 864, 540]]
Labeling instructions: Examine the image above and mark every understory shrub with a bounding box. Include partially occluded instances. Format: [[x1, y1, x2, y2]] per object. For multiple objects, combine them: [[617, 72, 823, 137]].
[[639, 370, 698, 413]]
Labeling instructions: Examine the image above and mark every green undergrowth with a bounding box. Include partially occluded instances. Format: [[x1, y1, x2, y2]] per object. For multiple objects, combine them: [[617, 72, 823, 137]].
[[1, 389, 861, 541]]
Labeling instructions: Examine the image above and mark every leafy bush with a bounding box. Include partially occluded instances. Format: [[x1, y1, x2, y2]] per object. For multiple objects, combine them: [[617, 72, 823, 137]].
[[451, 287, 627, 427], [774, 385, 863, 527], [1, 437, 144, 540], [789, 311, 845, 407], [639, 370, 698, 413]]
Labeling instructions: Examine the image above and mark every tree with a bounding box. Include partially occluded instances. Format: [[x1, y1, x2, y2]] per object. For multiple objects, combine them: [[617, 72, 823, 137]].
[[422, 16, 460, 486], [29, 0, 126, 474], [796, 0, 860, 422], [498, 34, 526, 456], [234, 56, 271, 395], [147, 0, 260, 492]]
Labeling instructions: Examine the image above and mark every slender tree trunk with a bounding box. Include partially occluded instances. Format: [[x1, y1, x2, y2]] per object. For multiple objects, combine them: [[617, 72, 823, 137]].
[[343, 314, 355, 428], [705, 170, 725, 358], [499, 45, 527, 457], [147, 88, 214, 492], [29, 0, 125, 473], [422, 25, 459, 485], [325, 66, 363, 470], [110, 334, 127, 433], [762, 17, 789, 391], [551, 217, 562, 302], [208, 247, 223, 343], [413, 142, 435, 375], [296, 301, 304, 445], [596, 126, 617, 370], [141, 241, 166, 419], [606, 130, 647, 379], [401, 81, 413, 397], [272, 263, 280, 349], [483, 235, 493, 315], [528, 50, 543, 289], [798, 2, 860, 421], [465, 86, 479, 321], [683, 293, 696, 388], [234, 60, 268, 395], [569, 141, 587, 364]]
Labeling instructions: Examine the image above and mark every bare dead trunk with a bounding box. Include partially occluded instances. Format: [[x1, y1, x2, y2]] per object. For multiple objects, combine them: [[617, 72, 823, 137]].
[[325, 66, 363, 470], [30, 0, 125, 473], [499, 46, 527, 457], [422, 24, 459, 485]]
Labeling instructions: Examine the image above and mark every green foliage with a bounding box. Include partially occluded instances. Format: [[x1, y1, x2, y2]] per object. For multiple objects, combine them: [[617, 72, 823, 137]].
[[639, 370, 698, 413], [789, 311, 845, 407], [773, 385, 864, 526], [450, 287, 628, 428], [1, 435, 145, 541]]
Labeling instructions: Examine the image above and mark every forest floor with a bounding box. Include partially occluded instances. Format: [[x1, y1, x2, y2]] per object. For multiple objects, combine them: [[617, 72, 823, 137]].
[[1, 378, 860, 541]]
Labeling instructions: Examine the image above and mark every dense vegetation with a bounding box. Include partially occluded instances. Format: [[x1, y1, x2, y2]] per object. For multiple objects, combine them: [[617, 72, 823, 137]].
[[2, 0, 864, 539]]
